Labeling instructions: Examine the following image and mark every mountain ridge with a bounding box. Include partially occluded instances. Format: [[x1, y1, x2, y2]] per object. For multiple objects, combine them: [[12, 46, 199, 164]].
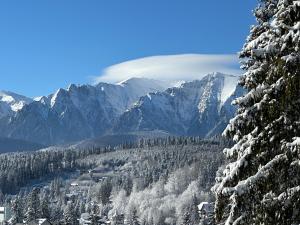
[[0, 78, 169, 145], [113, 73, 241, 137], [0, 74, 242, 146]]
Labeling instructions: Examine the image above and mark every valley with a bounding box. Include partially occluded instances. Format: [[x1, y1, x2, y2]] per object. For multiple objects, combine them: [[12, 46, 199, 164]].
[[0, 136, 227, 225]]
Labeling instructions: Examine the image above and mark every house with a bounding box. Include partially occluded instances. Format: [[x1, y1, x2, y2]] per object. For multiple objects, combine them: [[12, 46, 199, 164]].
[[198, 202, 214, 218], [0, 207, 12, 225], [27, 218, 52, 225]]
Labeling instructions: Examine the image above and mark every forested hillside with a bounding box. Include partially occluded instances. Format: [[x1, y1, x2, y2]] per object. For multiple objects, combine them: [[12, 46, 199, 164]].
[[0, 136, 228, 225]]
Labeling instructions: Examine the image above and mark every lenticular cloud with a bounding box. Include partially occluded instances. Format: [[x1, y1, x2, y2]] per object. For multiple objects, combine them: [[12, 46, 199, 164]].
[[94, 54, 241, 84]]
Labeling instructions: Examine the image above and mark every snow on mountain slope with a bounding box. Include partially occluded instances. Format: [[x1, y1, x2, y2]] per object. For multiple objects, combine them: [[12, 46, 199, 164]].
[[0, 78, 169, 145], [0, 91, 32, 118], [0, 75, 243, 145], [220, 74, 239, 104], [113, 73, 242, 137]]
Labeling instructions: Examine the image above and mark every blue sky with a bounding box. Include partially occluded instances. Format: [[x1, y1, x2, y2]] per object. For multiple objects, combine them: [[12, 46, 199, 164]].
[[0, 0, 257, 97]]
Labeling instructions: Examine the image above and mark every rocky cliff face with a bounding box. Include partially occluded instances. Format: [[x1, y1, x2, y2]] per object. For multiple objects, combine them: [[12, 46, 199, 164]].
[[113, 73, 241, 138]]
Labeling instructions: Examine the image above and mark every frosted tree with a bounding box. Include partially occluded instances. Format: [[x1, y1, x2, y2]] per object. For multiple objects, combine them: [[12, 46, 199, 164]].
[[25, 188, 40, 222], [189, 195, 200, 225], [213, 0, 300, 224], [126, 207, 140, 225], [50, 204, 63, 224], [41, 194, 50, 219], [63, 202, 78, 225], [11, 196, 24, 224], [111, 213, 125, 225], [90, 202, 100, 224], [97, 180, 112, 205], [0, 190, 4, 204], [181, 211, 191, 225], [79, 201, 85, 214]]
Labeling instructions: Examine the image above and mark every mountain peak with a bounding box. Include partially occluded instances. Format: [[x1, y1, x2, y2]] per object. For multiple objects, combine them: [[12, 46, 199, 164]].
[[197, 72, 239, 104], [67, 84, 77, 91], [50, 88, 69, 107], [0, 91, 32, 115], [0, 90, 32, 102]]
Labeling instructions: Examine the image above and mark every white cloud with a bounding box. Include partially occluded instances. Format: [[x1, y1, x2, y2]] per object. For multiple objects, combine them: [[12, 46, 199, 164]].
[[93, 54, 241, 84]]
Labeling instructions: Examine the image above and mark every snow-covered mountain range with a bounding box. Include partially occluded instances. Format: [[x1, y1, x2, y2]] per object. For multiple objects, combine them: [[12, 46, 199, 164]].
[[113, 73, 242, 137], [0, 78, 168, 145], [0, 73, 243, 146]]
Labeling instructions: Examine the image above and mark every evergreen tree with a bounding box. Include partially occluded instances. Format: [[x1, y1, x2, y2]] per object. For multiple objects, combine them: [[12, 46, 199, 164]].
[[74, 201, 80, 219], [148, 217, 154, 225], [25, 205, 36, 223], [63, 202, 78, 225], [98, 179, 112, 205], [139, 217, 147, 225], [79, 201, 85, 214], [189, 195, 200, 225], [41, 194, 50, 219], [181, 211, 191, 225], [25, 188, 40, 222], [112, 212, 125, 225], [127, 207, 140, 225], [0, 190, 4, 205], [213, 0, 300, 224], [11, 196, 24, 224], [90, 202, 100, 225], [51, 204, 63, 224]]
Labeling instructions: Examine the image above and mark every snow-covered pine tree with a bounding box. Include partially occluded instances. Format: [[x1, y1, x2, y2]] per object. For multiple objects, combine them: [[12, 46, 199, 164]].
[[0, 190, 4, 204], [181, 211, 191, 225], [90, 202, 100, 225], [25, 188, 41, 222], [79, 201, 85, 215], [50, 204, 63, 224], [25, 205, 36, 223], [111, 212, 125, 225], [213, 0, 300, 224], [189, 195, 200, 225], [97, 179, 112, 205], [63, 202, 78, 225], [11, 196, 24, 224], [126, 207, 140, 225], [41, 194, 50, 219]]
